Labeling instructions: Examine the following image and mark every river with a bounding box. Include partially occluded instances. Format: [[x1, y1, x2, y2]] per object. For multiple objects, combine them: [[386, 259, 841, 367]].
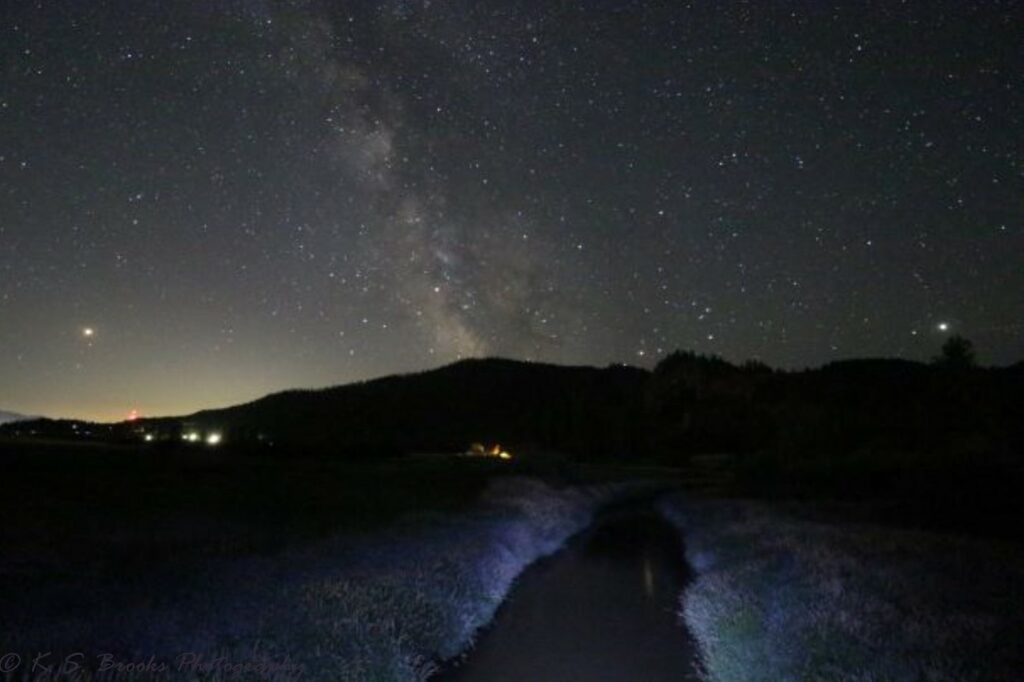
[[436, 503, 701, 681]]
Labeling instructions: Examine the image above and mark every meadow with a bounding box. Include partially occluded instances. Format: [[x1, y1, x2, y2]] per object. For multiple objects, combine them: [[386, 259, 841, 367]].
[[6, 434, 1023, 681], [0, 440, 630, 680], [661, 495, 1024, 682]]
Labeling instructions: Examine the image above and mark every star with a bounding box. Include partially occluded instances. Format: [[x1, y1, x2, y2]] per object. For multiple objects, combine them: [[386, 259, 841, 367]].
[[1, 0, 1021, 420]]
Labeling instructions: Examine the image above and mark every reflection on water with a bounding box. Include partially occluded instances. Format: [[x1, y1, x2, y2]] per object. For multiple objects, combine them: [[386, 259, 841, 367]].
[[437, 505, 701, 682], [643, 553, 654, 598]]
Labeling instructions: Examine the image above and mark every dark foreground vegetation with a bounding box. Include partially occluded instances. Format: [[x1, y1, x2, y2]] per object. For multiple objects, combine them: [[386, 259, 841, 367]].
[[1, 439, 629, 679], [0, 437, 642, 608], [0, 438, 568, 584], [0, 439, 642, 676], [1, 341, 1021, 679], [646, 344, 1024, 539], [6, 339, 1021, 537]]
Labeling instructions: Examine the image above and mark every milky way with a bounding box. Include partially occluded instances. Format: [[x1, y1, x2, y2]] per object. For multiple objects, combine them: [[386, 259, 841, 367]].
[[1, 1, 1021, 420]]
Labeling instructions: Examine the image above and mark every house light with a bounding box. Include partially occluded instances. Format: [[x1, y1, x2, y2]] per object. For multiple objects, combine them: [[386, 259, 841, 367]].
[[206, 432, 222, 446], [465, 442, 512, 460]]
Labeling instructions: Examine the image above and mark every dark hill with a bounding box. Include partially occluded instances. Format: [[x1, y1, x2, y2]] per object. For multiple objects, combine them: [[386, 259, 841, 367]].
[[146, 358, 650, 458], [5, 353, 1021, 473]]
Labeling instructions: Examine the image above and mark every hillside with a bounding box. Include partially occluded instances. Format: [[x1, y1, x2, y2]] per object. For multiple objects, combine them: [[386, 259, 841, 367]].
[[4, 353, 1022, 479], [0, 410, 30, 425], [144, 358, 651, 458]]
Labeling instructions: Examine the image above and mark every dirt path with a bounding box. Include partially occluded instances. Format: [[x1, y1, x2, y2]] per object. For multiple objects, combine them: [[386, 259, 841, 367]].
[[436, 504, 701, 681]]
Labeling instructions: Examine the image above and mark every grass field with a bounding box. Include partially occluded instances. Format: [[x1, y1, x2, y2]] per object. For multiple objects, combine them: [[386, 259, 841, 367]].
[[0, 440, 523, 579], [661, 495, 1024, 682], [0, 440, 629, 680]]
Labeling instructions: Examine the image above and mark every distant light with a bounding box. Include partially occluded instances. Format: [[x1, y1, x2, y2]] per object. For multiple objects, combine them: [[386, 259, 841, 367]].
[[127, 409, 139, 421], [183, 431, 200, 442], [144, 434, 154, 442], [937, 322, 950, 332], [82, 327, 95, 338], [206, 432, 222, 446], [465, 443, 513, 460]]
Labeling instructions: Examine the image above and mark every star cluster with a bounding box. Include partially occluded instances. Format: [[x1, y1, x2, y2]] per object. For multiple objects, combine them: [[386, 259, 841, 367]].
[[1, 1, 1021, 420]]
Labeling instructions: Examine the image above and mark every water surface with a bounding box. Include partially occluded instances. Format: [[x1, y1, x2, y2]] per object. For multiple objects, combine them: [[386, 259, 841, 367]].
[[437, 505, 701, 681]]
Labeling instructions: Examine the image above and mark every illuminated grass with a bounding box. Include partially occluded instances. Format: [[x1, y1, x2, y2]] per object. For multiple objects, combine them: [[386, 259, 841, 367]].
[[662, 496, 1024, 682], [264, 477, 617, 680], [2, 477, 622, 681]]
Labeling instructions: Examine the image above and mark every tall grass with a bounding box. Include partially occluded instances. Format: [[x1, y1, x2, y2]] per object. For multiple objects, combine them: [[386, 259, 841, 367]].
[[2, 477, 623, 681], [661, 496, 1024, 682]]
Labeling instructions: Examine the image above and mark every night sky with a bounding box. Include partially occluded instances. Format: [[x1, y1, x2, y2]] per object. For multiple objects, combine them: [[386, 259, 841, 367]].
[[2, 1, 1022, 421]]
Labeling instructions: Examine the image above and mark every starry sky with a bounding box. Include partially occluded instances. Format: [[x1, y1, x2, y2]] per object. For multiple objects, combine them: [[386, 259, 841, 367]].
[[2, 1, 1022, 421]]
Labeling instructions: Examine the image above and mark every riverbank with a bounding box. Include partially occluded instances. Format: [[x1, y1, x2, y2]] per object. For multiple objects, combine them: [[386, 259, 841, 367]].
[[662, 495, 1024, 681], [437, 503, 701, 681], [2, 476, 630, 681]]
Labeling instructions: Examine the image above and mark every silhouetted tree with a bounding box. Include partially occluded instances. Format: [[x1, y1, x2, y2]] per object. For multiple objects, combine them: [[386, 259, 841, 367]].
[[644, 350, 773, 458], [741, 359, 773, 374], [934, 335, 976, 369]]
